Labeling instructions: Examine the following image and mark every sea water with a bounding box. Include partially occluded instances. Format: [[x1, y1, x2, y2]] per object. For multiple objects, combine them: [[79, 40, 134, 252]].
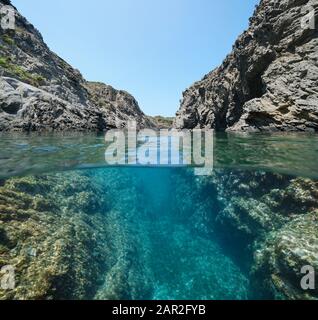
[[0, 132, 317, 300]]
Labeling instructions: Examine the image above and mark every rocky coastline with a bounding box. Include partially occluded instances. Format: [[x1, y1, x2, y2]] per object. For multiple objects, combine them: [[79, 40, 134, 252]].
[[0, 1, 154, 132], [175, 0, 318, 132]]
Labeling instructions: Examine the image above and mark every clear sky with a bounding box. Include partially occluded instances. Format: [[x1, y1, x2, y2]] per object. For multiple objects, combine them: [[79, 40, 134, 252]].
[[14, 0, 259, 116]]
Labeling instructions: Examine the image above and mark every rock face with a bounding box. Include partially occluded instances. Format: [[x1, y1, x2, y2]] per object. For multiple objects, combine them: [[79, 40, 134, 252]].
[[175, 0, 318, 132], [85, 82, 155, 129], [0, 1, 154, 131], [0, 170, 153, 300], [147, 116, 175, 129], [208, 171, 318, 300], [162, 168, 318, 300]]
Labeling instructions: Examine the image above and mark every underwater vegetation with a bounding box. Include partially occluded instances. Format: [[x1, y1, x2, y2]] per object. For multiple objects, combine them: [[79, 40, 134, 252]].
[[0, 173, 111, 299], [0, 167, 317, 300], [209, 171, 318, 300], [0, 169, 154, 300]]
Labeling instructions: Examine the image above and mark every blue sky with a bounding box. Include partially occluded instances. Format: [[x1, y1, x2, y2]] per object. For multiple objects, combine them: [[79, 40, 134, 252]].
[[14, 0, 259, 116]]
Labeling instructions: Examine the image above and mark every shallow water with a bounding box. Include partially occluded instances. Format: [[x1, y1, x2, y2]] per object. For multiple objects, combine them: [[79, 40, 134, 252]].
[[1, 132, 318, 179], [0, 133, 317, 300], [103, 168, 249, 300]]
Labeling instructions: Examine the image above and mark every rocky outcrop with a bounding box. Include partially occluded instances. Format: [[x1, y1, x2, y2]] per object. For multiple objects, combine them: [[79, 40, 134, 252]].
[[0, 173, 111, 299], [147, 116, 174, 129], [175, 0, 318, 132], [0, 77, 107, 131], [0, 1, 153, 131], [85, 82, 155, 129], [208, 171, 318, 299], [0, 170, 153, 300]]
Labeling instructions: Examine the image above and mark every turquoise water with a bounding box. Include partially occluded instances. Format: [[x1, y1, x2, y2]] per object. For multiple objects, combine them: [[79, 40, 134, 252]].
[[94, 167, 249, 300], [0, 133, 318, 300]]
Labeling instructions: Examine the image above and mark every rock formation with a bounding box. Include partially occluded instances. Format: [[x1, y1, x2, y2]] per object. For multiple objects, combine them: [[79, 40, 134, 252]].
[[0, 170, 153, 300], [175, 0, 318, 132], [150, 168, 318, 300], [0, 1, 154, 131], [195, 170, 318, 300], [147, 116, 174, 129], [1, 164, 317, 300]]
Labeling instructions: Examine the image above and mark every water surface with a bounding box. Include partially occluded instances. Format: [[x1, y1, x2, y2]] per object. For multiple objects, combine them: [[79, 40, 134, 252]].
[[0, 132, 317, 300]]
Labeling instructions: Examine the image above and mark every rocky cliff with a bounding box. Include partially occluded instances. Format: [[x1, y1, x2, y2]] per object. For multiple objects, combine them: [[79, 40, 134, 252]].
[[175, 0, 318, 132], [0, 0, 154, 131], [172, 169, 318, 300]]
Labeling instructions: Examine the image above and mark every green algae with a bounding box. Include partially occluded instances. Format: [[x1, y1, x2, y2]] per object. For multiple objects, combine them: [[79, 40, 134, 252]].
[[200, 171, 318, 299], [0, 169, 154, 300], [252, 211, 318, 300], [0, 173, 111, 300], [0, 167, 317, 300]]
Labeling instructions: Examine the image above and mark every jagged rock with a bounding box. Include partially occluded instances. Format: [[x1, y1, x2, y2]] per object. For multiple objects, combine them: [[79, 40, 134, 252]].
[[0, 170, 154, 300], [175, 0, 318, 132], [207, 170, 318, 299], [85, 82, 155, 129], [0, 0, 11, 6], [252, 211, 318, 300], [0, 1, 154, 131], [0, 77, 107, 131]]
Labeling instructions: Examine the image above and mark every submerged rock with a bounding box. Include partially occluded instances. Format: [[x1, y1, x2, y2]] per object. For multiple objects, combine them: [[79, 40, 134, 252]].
[[252, 211, 318, 300], [0, 173, 110, 299], [208, 170, 318, 299], [0, 171, 152, 300], [175, 0, 318, 132], [0, 167, 317, 300]]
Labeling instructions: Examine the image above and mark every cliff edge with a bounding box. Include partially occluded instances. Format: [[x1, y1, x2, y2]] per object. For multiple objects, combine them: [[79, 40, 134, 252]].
[[175, 0, 318, 132], [0, 1, 154, 131]]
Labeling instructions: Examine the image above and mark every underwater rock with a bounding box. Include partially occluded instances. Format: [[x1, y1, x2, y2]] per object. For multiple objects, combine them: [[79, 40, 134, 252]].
[[1, 165, 317, 300], [0, 169, 156, 300], [208, 171, 289, 245], [0, 173, 112, 299], [252, 211, 318, 300], [207, 170, 318, 299], [170, 168, 318, 299], [210, 172, 318, 239], [91, 169, 154, 300]]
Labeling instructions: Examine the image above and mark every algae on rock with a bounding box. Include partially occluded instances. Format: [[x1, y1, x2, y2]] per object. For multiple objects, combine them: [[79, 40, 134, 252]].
[[0, 173, 111, 300]]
